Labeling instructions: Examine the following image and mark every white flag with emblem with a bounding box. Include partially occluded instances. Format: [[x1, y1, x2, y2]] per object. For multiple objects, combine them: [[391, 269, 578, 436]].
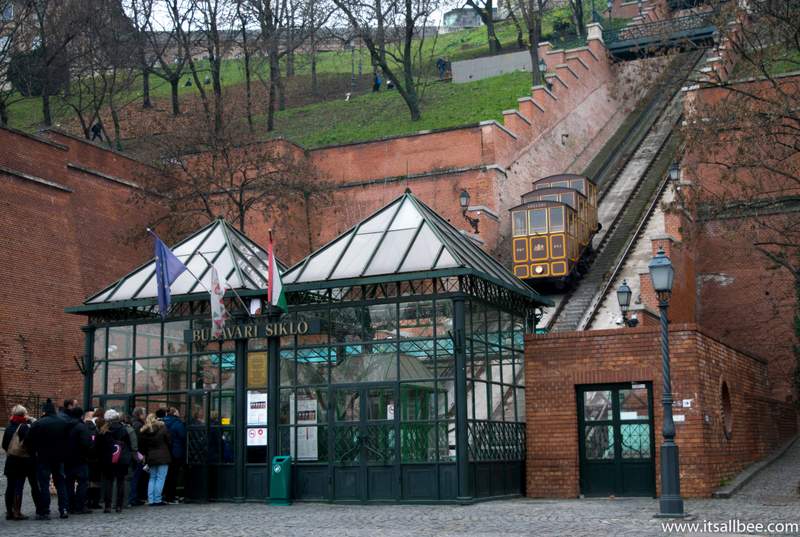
[[210, 265, 229, 339]]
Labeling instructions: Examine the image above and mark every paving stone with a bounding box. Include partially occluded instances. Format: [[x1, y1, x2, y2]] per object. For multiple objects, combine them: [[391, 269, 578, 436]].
[[1, 438, 798, 536]]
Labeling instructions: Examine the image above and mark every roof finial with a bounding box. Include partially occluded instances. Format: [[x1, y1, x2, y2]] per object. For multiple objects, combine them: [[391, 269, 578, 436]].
[[404, 187, 412, 194]]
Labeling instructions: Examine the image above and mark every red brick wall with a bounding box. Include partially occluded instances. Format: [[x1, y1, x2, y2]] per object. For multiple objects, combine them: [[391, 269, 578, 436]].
[[525, 324, 797, 498], [0, 128, 158, 406]]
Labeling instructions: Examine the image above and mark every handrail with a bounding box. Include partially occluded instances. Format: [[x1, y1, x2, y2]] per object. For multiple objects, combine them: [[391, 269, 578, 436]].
[[603, 11, 718, 44]]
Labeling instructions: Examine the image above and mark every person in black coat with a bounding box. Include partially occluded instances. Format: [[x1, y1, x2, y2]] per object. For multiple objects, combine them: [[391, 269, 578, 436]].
[[27, 398, 70, 520], [64, 407, 93, 514], [96, 409, 132, 513]]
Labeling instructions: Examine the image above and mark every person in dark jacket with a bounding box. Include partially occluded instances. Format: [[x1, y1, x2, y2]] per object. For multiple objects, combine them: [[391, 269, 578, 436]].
[[161, 408, 186, 503], [64, 407, 93, 514], [86, 408, 104, 508], [58, 398, 78, 421], [128, 407, 148, 507], [27, 398, 70, 520], [3, 405, 35, 520], [139, 414, 171, 505], [96, 409, 132, 513]]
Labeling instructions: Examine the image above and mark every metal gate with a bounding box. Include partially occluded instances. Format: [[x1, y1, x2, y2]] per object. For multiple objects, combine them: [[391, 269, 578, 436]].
[[332, 384, 398, 502], [577, 383, 655, 497]]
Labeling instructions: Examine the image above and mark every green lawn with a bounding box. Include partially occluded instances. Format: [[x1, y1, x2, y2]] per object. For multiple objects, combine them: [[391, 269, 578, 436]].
[[5, 1, 617, 140], [269, 70, 535, 148]]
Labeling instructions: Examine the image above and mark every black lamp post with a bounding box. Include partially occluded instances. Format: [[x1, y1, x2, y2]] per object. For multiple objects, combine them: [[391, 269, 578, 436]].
[[649, 247, 685, 518], [607, 0, 613, 27], [459, 190, 480, 234], [638, 0, 644, 17], [616, 280, 638, 327]]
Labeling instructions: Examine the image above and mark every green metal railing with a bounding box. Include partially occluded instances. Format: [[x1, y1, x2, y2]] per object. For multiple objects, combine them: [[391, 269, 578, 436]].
[[602, 12, 717, 45]]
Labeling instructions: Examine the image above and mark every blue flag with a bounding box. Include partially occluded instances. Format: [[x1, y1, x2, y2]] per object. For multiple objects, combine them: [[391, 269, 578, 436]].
[[150, 230, 188, 319]]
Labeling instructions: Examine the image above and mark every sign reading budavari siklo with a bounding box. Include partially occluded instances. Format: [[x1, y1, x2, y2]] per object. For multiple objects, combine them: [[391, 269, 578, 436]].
[[184, 317, 321, 344]]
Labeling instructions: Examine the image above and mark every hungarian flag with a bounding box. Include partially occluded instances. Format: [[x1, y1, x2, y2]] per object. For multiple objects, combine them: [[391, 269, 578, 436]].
[[267, 230, 287, 313], [149, 229, 188, 319], [210, 265, 229, 339]]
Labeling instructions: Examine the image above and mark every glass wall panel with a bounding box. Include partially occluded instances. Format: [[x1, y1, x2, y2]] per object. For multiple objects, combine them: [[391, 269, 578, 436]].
[[93, 361, 106, 395], [436, 381, 455, 420], [280, 349, 295, 386], [107, 360, 132, 394], [164, 321, 189, 354], [296, 348, 329, 385], [331, 343, 397, 384], [94, 328, 107, 360], [108, 326, 133, 359], [135, 357, 187, 393], [400, 382, 435, 421], [435, 340, 455, 379], [473, 381, 488, 420], [490, 384, 502, 421], [399, 340, 434, 380], [399, 300, 433, 338], [136, 323, 162, 357]]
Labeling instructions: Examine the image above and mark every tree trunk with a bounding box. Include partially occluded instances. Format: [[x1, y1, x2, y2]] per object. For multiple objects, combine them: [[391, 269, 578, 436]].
[[212, 56, 223, 135], [375, 0, 386, 65], [110, 105, 123, 151], [0, 100, 7, 127], [484, 1, 502, 55], [244, 50, 253, 130], [507, 4, 526, 48], [42, 93, 52, 126], [311, 51, 318, 96], [170, 78, 180, 115], [277, 61, 286, 112], [529, 22, 543, 87], [402, 0, 421, 121], [267, 52, 279, 132], [142, 68, 152, 108]]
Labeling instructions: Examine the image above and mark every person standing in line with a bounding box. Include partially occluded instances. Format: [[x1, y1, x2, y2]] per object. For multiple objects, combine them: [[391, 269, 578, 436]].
[[85, 408, 103, 509], [161, 407, 186, 503], [64, 407, 93, 514], [138, 414, 171, 506], [58, 399, 78, 421], [27, 398, 70, 520], [128, 407, 147, 507], [3, 405, 35, 520], [96, 409, 132, 513]]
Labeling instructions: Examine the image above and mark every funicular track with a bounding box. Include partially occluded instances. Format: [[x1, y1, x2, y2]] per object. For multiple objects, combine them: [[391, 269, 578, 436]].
[[542, 50, 706, 332]]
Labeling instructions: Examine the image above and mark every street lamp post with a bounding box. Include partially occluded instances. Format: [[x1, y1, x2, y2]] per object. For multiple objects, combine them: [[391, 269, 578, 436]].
[[649, 247, 685, 518], [616, 280, 638, 327], [607, 0, 613, 27]]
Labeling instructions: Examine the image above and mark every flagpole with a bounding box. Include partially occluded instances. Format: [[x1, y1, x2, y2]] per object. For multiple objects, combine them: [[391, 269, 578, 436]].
[[195, 251, 253, 318]]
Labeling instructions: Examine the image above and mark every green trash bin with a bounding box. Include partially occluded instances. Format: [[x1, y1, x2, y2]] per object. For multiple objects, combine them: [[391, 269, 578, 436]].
[[269, 455, 292, 505]]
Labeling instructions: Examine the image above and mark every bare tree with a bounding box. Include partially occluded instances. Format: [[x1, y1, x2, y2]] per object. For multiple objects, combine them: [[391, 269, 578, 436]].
[[26, 0, 82, 126], [566, 0, 585, 38], [125, 0, 158, 109], [332, 0, 440, 121], [130, 117, 329, 237], [680, 1, 800, 399], [464, 0, 502, 55], [516, 0, 549, 86], [0, 0, 32, 126], [143, 0, 191, 116], [249, 0, 329, 131]]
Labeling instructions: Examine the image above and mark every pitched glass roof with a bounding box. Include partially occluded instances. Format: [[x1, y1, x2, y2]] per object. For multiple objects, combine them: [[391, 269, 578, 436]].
[[85, 219, 285, 305], [283, 190, 549, 305]]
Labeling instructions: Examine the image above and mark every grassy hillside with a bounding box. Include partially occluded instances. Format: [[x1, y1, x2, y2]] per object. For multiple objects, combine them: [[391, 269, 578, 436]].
[[270, 70, 534, 148]]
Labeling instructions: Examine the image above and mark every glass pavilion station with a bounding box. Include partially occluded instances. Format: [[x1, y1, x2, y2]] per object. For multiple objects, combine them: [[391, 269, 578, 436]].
[[67, 191, 550, 503]]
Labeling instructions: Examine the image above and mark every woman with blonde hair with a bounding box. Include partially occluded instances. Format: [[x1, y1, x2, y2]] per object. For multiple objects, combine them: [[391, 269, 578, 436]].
[[2, 405, 35, 520], [138, 413, 171, 506]]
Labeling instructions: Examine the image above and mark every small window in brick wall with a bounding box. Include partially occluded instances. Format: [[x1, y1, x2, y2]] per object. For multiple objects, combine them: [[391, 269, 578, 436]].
[[721, 381, 733, 440]]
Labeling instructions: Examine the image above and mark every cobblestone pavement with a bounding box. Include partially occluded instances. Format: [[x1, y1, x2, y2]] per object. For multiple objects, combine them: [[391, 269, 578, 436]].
[[1, 439, 798, 537]]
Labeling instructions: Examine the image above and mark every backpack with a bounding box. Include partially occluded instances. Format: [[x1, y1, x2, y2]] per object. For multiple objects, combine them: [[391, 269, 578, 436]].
[[7, 426, 29, 458]]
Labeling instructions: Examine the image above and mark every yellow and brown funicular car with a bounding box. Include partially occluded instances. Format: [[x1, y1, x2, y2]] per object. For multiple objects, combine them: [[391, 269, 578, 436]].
[[510, 174, 599, 281]]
